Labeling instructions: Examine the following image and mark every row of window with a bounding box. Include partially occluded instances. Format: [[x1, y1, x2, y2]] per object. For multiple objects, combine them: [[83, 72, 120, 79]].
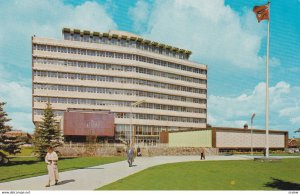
[[33, 71, 207, 94], [34, 97, 206, 114], [34, 84, 206, 104], [33, 44, 206, 75], [34, 109, 65, 116], [115, 125, 161, 141], [63, 32, 189, 60], [33, 57, 206, 84], [135, 125, 160, 135], [115, 124, 161, 133], [116, 125, 161, 136], [33, 109, 206, 124], [117, 113, 206, 123]]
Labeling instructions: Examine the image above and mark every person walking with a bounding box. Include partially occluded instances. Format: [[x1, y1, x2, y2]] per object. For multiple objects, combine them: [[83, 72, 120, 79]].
[[137, 146, 142, 157], [127, 145, 135, 167], [200, 148, 206, 160], [45, 146, 59, 187], [263, 148, 266, 157]]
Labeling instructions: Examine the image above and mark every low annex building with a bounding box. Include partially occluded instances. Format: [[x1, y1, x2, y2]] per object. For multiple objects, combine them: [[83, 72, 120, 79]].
[[162, 127, 288, 151]]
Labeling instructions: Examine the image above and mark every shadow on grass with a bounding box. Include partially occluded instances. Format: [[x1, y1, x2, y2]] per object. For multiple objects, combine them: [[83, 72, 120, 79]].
[[265, 178, 300, 190], [6, 160, 39, 166], [0, 166, 102, 183], [0, 172, 46, 183], [0, 157, 81, 182]]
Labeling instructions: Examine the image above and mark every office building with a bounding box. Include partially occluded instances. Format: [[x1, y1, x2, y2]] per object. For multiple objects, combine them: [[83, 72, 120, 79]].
[[32, 28, 207, 144]]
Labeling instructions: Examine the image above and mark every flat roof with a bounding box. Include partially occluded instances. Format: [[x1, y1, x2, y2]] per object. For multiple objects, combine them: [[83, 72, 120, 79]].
[[168, 127, 288, 134], [214, 126, 288, 134], [62, 27, 193, 55]]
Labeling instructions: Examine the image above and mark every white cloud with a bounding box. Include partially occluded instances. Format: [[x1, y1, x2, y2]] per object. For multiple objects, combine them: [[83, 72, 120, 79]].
[[0, 0, 116, 133], [8, 112, 33, 133], [208, 81, 300, 134], [291, 116, 300, 125], [0, 81, 32, 109], [135, 0, 271, 69], [0, 73, 34, 132], [129, 0, 298, 134], [129, 0, 151, 32], [0, 0, 116, 69]]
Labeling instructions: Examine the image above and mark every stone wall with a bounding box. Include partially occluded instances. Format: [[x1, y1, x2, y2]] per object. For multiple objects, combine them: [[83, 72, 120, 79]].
[[56, 144, 218, 157], [57, 145, 127, 157], [144, 147, 218, 156]]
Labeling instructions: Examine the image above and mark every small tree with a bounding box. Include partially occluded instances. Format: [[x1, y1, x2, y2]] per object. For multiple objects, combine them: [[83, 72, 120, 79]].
[[0, 102, 23, 156], [33, 102, 62, 159]]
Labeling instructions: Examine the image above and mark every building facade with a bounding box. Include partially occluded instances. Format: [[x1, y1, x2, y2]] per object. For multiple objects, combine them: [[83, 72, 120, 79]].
[[32, 28, 208, 144], [166, 127, 288, 150]]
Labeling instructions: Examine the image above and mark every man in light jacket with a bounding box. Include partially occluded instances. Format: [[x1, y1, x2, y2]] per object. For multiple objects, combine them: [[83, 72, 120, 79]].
[[45, 146, 59, 187]]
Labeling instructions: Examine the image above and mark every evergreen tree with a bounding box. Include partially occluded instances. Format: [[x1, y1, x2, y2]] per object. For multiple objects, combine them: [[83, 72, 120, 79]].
[[0, 102, 23, 155], [33, 102, 62, 159]]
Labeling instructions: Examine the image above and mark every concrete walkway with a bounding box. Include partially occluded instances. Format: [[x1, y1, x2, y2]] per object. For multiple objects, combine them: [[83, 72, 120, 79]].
[[0, 155, 296, 190]]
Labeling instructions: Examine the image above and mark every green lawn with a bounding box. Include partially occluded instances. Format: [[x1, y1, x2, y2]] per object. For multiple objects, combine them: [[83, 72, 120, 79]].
[[1, 146, 34, 157], [13, 147, 34, 156], [0, 156, 125, 183], [98, 158, 300, 190], [224, 153, 300, 156]]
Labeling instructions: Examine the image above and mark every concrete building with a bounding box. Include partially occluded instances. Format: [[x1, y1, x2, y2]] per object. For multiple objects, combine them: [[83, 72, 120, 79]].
[[32, 28, 208, 144], [165, 127, 288, 151]]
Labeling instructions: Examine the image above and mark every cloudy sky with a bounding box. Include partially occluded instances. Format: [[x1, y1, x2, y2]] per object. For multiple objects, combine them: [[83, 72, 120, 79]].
[[0, 0, 299, 137]]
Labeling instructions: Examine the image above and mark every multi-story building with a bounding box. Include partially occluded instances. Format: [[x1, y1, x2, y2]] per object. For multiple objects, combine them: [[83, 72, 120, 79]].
[[32, 28, 208, 144]]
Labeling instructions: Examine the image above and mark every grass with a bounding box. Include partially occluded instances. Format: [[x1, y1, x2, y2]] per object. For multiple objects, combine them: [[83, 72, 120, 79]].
[[0, 156, 125, 183], [222, 153, 300, 156], [13, 147, 34, 156], [98, 158, 300, 190], [266, 153, 300, 156], [1, 146, 34, 157]]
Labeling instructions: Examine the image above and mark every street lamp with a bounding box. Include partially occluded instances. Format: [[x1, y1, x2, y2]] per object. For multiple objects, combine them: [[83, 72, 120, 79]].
[[250, 113, 256, 156], [130, 100, 146, 145]]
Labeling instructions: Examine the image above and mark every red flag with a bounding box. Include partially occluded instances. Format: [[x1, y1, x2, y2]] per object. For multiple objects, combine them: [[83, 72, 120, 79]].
[[253, 3, 269, 23]]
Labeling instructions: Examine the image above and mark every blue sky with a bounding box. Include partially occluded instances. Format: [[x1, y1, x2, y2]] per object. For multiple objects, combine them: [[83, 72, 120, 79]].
[[0, 0, 299, 137]]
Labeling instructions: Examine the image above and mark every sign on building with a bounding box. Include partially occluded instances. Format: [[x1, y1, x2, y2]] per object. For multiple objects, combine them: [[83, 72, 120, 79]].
[[63, 112, 115, 137]]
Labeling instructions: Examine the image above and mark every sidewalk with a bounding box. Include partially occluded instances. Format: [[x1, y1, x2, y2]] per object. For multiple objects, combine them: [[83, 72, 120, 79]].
[[0, 155, 256, 190]]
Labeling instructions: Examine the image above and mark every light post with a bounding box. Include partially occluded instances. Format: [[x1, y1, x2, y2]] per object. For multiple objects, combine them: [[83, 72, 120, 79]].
[[251, 113, 256, 156], [130, 100, 146, 145]]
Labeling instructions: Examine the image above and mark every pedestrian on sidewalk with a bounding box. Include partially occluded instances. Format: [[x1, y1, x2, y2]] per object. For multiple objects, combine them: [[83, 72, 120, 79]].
[[45, 146, 59, 187], [200, 148, 206, 160], [127, 145, 135, 167], [263, 148, 266, 157], [137, 146, 142, 157]]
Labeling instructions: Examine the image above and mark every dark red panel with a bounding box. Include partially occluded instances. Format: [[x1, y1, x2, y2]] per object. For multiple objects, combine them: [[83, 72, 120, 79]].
[[63, 112, 115, 136]]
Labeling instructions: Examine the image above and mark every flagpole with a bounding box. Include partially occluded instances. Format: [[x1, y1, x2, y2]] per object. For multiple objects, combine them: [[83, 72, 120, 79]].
[[265, 1, 270, 158]]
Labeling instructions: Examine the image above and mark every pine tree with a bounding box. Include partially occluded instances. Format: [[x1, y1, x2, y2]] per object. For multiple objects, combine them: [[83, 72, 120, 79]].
[[0, 102, 23, 155], [33, 102, 62, 159]]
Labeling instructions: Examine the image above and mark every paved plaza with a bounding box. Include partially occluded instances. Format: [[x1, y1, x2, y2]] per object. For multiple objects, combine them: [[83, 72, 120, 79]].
[[0, 155, 251, 190], [1, 155, 299, 190]]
